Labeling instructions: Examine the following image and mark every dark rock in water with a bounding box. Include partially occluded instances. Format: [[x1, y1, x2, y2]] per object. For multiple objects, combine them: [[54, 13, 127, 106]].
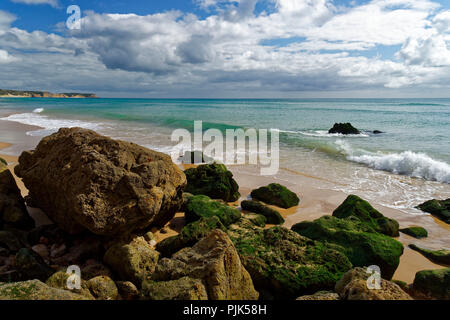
[[328, 123, 360, 135], [0, 168, 35, 231], [184, 163, 240, 202], [241, 200, 284, 224], [373, 130, 384, 134], [141, 276, 208, 300], [15, 248, 55, 281], [184, 195, 241, 227], [152, 229, 259, 300], [409, 244, 450, 266], [180, 151, 213, 164], [156, 216, 226, 257], [229, 224, 352, 299], [416, 199, 450, 224], [400, 226, 428, 239], [413, 268, 450, 300], [250, 183, 299, 209], [335, 267, 412, 300], [292, 216, 404, 280], [333, 195, 399, 237], [14, 127, 186, 236]]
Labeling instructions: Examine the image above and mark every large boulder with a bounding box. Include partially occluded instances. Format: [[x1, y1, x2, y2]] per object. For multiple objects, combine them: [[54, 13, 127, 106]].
[[292, 216, 404, 280], [0, 280, 91, 300], [14, 127, 186, 236], [241, 200, 284, 224], [328, 123, 360, 135], [335, 267, 412, 300], [250, 183, 299, 209], [0, 168, 34, 231], [229, 224, 352, 299], [141, 277, 208, 300], [152, 229, 259, 300], [416, 199, 450, 224], [412, 268, 450, 300], [409, 244, 450, 266], [185, 195, 241, 227], [184, 163, 240, 202], [333, 195, 399, 237]]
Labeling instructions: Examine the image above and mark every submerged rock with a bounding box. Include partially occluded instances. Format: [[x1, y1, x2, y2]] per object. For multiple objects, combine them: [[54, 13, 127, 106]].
[[241, 200, 284, 224], [400, 226, 428, 239], [413, 268, 450, 300], [185, 195, 241, 227], [14, 127, 186, 236], [292, 216, 403, 280], [184, 163, 240, 202], [0, 280, 91, 300], [333, 195, 399, 237], [250, 183, 299, 209], [328, 123, 360, 135], [141, 277, 208, 300], [416, 199, 450, 224], [409, 244, 450, 266]]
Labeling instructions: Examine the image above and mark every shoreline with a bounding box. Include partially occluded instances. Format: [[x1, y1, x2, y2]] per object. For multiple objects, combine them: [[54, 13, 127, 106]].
[[0, 120, 448, 284]]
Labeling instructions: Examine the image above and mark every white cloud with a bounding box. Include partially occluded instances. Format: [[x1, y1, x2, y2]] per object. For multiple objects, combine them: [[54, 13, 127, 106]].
[[0, 49, 18, 63], [11, 0, 59, 7]]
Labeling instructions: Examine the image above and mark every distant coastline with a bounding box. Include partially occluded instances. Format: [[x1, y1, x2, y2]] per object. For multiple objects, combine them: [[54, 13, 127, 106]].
[[0, 89, 97, 98]]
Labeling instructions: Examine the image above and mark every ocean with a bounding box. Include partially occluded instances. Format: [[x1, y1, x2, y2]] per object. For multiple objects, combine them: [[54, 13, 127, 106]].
[[0, 98, 449, 215]]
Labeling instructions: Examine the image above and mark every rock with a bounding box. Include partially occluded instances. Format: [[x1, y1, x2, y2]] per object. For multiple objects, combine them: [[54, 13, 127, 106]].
[[0, 230, 25, 253], [52, 236, 102, 266], [184, 163, 240, 202], [152, 229, 259, 300], [292, 216, 404, 280], [241, 200, 284, 224], [408, 244, 450, 266], [81, 260, 112, 280], [45, 271, 94, 299], [49, 243, 67, 259], [0, 157, 6, 168], [335, 268, 412, 300], [141, 277, 208, 300], [143, 231, 156, 242], [400, 226, 428, 238], [15, 248, 55, 281], [296, 291, 340, 300], [0, 280, 91, 300], [0, 270, 20, 282], [412, 268, 449, 300], [0, 169, 35, 231], [416, 199, 450, 224], [328, 123, 360, 135], [229, 224, 352, 299], [86, 276, 119, 300], [116, 281, 139, 300], [103, 240, 159, 286], [31, 244, 49, 260], [14, 127, 186, 235], [244, 213, 267, 227], [185, 195, 241, 227], [180, 151, 213, 164], [250, 183, 299, 209], [373, 130, 383, 134], [156, 216, 226, 257], [27, 224, 68, 246], [333, 195, 399, 237]]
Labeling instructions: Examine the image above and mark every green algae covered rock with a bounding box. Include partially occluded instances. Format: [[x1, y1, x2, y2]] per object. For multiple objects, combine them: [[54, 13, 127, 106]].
[[250, 183, 299, 209], [86, 276, 119, 300], [241, 200, 284, 224], [400, 226, 428, 239], [409, 244, 450, 266], [0, 280, 91, 300], [333, 195, 399, 236], [185, 195, 241, 227], [328, 123, 360, 135], [184, 163, 240, 202], [0, 157, 7, 167], [416, 199, 450, 224], [245, 213, 267, 227], [45, 271, 94, 299], [141, 276, 208, 300], [156, 216, 226, 257], [413, 268, 450, 299], [229, 225, 352, 299], [292, 216, 404, 280]]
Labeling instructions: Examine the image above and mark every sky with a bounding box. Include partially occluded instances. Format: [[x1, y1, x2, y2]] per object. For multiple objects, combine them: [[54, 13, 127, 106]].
[[0, 0, 449, 98]]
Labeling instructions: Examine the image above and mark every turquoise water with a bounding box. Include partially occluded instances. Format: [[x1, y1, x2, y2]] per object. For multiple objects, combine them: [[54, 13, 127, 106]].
[[0, 98, 449, 213]]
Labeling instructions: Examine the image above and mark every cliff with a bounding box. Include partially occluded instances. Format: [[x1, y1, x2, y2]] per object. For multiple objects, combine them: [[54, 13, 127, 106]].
[[0, 89, 98, 98]]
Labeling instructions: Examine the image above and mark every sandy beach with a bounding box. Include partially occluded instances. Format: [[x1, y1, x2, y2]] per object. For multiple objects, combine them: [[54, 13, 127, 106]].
[[0, 120, 448, 285]]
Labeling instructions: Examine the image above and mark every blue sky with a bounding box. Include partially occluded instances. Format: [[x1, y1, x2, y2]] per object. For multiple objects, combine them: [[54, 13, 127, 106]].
[[0, 0, 449, 97]]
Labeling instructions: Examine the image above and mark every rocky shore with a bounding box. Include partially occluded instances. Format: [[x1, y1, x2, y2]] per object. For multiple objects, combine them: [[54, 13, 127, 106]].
[[0, 128, 449, 300]]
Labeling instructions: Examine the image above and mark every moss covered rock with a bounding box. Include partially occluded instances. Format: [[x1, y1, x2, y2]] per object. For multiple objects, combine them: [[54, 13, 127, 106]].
[[141, 277, 208, 300], [250, 183, 299, 209], [292, 216, 404, 280], [0, 280, 91, 300], [409, 244, 450, 266], [229, 225, 352, 299], [245, 213, 267, 227], [413, 268, 450, 299], [416, 199, 450, 224], [86, 276, 119, 300], [185, 195, 241, 227], [241, 200, 284, 224], [0, 157, 7, 168], [333, 195, 399, 237], [45, 271, 94, 299], [400, 226, 428, 238], [184, 163, 240, 202], [296, 291, 340, 300], [116, 281, 139, 300], [328, 123, 360, 135]]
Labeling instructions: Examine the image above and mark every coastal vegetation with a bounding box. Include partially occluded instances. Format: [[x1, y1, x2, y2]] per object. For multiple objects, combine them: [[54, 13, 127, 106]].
[[0, 89, 97, 98]]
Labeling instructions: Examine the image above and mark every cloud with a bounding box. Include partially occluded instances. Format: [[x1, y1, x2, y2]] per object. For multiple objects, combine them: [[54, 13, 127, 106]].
[[10, 0, 59, 7]]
